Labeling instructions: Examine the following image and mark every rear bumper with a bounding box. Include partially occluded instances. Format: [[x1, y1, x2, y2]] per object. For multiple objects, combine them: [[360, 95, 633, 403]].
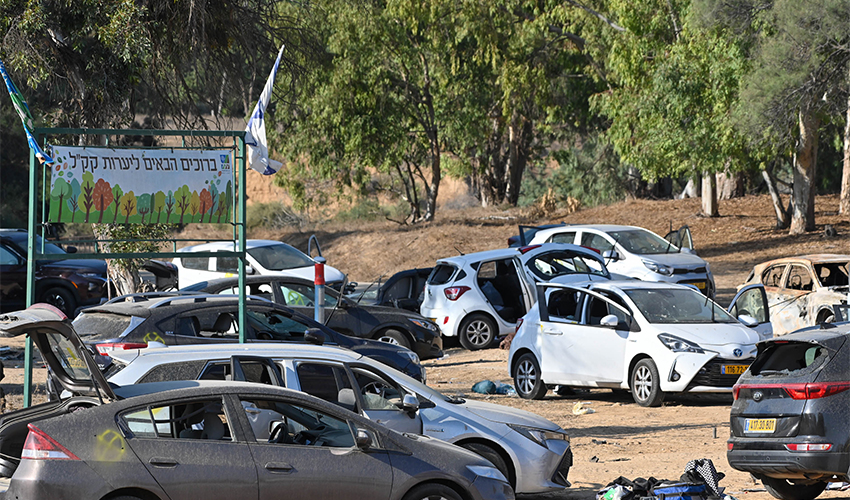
[[412, 334, 443, 360], [727, 443, 850, 479]]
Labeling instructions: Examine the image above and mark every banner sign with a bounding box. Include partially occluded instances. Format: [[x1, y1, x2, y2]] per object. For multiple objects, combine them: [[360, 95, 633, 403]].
[[47, 146, 234, 224]]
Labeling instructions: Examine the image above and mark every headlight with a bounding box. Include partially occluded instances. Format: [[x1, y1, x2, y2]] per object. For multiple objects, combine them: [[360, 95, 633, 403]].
[[657, 333, 704, 353], [466, 465, 508, 483], [508, 424, 569, 449], [408, 318, 438, 332], [401, 350, 420, 365], [642, 260, 673, 276], [79, 273, 106, 280]]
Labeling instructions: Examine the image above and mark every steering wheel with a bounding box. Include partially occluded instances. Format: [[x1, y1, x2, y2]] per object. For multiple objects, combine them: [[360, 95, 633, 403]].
[[268, 424, 292, 444], [256, 331, 274, 341], [361, 381, 388, 399]]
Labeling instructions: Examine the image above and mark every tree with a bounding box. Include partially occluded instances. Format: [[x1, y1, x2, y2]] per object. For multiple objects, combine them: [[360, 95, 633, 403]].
[[120, 192, 137, 224], [67, 179, 82, 222], [176, 186, 192, 224], [111, 185, 124, 224], [189, 191, 200, 222], [153, 191, 166, 223], [164, 190, 176, 223], [199, 188, 213, 223], [137, 193, 151, 224], [92, 179, 114, 223], [50, 178, 71, 222], [79, 172, 96, 223]]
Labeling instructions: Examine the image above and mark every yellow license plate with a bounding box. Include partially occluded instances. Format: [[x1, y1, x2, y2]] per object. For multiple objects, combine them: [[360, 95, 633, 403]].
[[693, 281, 706, 289], [722, 364, 749, 375], [745, 418, 776, 433]]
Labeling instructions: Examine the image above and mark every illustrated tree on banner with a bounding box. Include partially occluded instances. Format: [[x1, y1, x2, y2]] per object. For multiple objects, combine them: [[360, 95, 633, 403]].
[[80, 172, 95, 223], [93, 179, 113, 224]]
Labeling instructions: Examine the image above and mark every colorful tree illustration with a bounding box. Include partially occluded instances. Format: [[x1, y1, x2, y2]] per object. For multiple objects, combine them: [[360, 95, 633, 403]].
[[176, 185, 192, 224], [164, 190, 176, 223], [189, 190, 200, 222], [154, 191, 166, 223], [111, 185, 124, 223], [67, 179, 82, 222], [208, 183, 219, 223], [217, 181, 233, 223], [198, 188, 213, 223], [50, 178, 72, 222], [92, 179, 114, 223], [137, 193, 151, 224], [120, 191, 137, 224], [79, 172, 95, 223]]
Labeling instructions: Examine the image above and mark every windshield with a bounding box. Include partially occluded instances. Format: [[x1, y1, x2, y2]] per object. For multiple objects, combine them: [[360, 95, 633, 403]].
[[248, 244, 314, 271], [625, 288, 737, 324], [607, 229, 677, 255], [527, 250, 608, 280], [362, 359, 458, 404]]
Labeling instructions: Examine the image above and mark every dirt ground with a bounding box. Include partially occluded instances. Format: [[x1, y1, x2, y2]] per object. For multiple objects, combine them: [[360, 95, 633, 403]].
[[2, 193, 848, 499]]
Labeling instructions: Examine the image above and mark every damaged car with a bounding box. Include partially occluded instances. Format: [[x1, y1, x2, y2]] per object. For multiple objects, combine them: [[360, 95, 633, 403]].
[[740, 255, 849, 336]]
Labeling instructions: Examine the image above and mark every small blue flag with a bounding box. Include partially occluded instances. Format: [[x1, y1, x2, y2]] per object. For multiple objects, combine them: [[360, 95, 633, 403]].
[[0, 58, 54, 165]]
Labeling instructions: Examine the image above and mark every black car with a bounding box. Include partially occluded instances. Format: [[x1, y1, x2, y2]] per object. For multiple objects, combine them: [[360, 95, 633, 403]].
[[183, 276, 443, 360], [727, 323, 850, 500], [72, 294, 425, 381], [0, 229, 108, 316], [346, 267, 433, 313]]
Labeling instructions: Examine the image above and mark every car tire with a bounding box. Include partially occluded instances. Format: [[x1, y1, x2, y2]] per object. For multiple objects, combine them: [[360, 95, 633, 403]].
[[816, 310, 834, 325], [402, 483, 463, 500], [514, 353, 547, 400], [459, 314, 497, 350], [460, 442, 512, 487], [376, 329, 412, 350], [762, 477, 828, 500], [39, 287, 77, 317], [630, 358, 664, 407]]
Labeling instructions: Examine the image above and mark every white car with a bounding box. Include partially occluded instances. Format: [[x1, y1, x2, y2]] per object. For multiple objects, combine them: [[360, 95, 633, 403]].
[[175, 239, 345, 289], [526, 224, 716, 297], [420, 244, 611, 350], [508, 281, 772, 406], [105, 342, 573, 494]]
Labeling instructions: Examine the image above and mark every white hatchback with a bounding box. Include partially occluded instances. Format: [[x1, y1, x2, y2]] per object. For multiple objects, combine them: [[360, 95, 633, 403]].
[[420, 244, 610, 350], [175, 239, 345, 289], [508, 281, 772, 406]]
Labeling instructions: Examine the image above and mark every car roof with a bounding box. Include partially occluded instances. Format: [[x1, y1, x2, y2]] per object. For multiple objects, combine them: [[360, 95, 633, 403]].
[[177, 239, 293, 253], [186, 275, 323, 290], [80, 294, 278, 316], [754, 254, 850, 266], [535, 223, 646, 235], [436, 243, 604, 266], [110, 342, 365, 366], [565, 279, 701, 293]]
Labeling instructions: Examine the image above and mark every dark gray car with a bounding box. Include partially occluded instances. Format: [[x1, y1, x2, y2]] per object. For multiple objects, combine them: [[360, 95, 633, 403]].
[[727, 323, 850, 500]]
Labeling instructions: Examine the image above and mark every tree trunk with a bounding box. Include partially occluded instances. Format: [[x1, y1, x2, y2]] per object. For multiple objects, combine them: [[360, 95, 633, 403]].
[[790, 109, 819, 235], [762, 163, 790, 229], [423, 133, 440, 222], [505, 117, 532, 206], [841, 87, 850, 216], [701, 172, 718, 217], [717, 170, 744, 200], [678, 178, 698, 199]]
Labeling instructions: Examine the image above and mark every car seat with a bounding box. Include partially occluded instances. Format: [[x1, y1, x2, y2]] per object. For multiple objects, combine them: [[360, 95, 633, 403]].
[[588, 299, 608, 325], [200, 413, 225, 440], [211, 313, 233, 335]]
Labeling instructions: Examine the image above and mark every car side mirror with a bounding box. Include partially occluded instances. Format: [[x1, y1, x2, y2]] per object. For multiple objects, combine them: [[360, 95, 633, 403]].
[[65, 245, 77, 254], [402, 394, 420, 413], [600, 314, 619, 328], [304, 328, 325, 345], [738, 314, 759, 328], [681, 248, 697, 255], [355, 429, 373, 450], [602, 250, 620, 261], [246, 265, 255, 275]]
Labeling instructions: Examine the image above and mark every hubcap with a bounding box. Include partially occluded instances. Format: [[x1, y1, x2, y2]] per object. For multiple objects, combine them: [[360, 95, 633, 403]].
[[379, 335, 400, 345], [46, 293, 67, 311], [516, 359, 537, 394], [465, 320, 492, 346], [633, 365, 653, 402]]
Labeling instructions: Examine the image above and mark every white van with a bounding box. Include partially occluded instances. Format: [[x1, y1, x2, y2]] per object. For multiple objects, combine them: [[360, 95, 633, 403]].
[[175, 239, 346, 290]]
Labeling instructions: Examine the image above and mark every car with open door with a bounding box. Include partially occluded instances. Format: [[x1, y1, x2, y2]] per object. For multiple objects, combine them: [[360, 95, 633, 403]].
[[104, 341, 572, 494], [420, 243, 611, 350], [4, 379, 514, 500], [508, 281, 771, 406], [345, 267, 433, 313], [521, 224, 716, 297], [181, 276, 443, 359], [728, 322, 850, 500]]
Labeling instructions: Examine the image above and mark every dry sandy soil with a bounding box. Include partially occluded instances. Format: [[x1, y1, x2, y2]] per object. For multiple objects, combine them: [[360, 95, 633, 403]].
[[1, 193, 848, 499]]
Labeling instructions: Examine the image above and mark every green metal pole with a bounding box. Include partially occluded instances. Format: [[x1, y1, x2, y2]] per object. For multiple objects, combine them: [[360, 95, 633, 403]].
[[24, 146, 37, 408], [238, 137, 247, 343]]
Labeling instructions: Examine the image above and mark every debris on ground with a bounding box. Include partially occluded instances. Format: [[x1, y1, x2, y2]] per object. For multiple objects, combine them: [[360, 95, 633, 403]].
[[573, 402, 596, 415], [471, 380, 516, 396]]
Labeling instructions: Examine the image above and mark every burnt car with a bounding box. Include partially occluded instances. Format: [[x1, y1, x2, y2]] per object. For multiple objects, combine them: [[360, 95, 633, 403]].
[[346, 268, 434, 312], [727, 323, 850, 500], [0, 229, 108, 317], [72, 293, 425, 381], [182, 276, 442, 359], [740, 255, 849, 335]]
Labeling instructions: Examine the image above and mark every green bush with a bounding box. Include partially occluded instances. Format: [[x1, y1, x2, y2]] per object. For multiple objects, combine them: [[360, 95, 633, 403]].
[[247, 202, 304, 230]]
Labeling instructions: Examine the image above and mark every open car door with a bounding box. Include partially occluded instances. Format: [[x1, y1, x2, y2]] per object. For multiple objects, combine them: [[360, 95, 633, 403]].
[[664, 225, 694, 252], [728, 284, 773, 339], [230, 355, 285, 386]]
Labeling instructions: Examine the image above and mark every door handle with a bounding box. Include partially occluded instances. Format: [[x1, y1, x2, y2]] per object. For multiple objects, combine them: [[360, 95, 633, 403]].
[[542, 328, 562, 335], [149, 457, 178, 467], [264, 462, 294, 473]]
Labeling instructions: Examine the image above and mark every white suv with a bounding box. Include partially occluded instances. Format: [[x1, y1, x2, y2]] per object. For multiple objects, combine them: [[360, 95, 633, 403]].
[[528, 224, 716, 297], [420, 243, 610, 350], [175, 239, 345, 289]]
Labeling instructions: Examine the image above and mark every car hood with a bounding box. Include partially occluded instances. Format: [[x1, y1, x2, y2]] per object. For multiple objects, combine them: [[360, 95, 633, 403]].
[[639, 252, 706, 267], [656, 322, 761, 348], [459, 398, 561, 431], [40, 258, 107, 274], [0, 305, 116, 401]]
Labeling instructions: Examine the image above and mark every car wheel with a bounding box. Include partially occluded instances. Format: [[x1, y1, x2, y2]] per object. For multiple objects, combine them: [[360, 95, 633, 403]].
[[816, 310, 834, 325], [39, 287, 76, 317], [762, 477, 828, 500], [402, 483, 462, 500], [630, 358, 664, 407], [376, 329, 412, 349], [514, 353, 547, 400], [459, 314, 497, 350], [460, 442, 512, 487]]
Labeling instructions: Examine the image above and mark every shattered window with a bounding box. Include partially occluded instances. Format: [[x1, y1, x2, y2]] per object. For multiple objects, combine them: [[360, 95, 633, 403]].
[[762, 265, 785, 288], [813, 263, 849, 288], [785, 265, 814, 291], [750, 342, 830, 376]]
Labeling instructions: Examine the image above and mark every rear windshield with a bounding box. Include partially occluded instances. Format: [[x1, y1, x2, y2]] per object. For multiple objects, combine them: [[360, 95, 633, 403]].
[[73, 312, 133, 339], [750, 342, 831, 377], [248, 244, 314, 271], [427, 264, 457, 285]]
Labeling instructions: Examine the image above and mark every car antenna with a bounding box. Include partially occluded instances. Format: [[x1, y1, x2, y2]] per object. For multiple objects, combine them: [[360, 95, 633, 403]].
[[324, 275, 348, 325], [454, 246, 464, 256]]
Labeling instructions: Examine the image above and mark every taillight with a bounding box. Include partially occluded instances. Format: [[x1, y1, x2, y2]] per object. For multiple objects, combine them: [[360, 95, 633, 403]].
[[732, 384, 741, 400], [444, 286, 471, 301], [735, 382, 850, 401], [785, 443, 832, 452], [95, 343, 148, 355], [518, 245, 541, 254], [515, 318, 524, 333], [21, 424, 79, 461]]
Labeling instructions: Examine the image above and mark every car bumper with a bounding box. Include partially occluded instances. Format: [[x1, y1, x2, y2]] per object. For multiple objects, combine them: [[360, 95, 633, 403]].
[[412, 333, 443, 360], [421, 307, 462, 338], [727, 442, 850, 479], [5, 460, 114, 500], [657, 354, 750, 394], [470, 476, 515, 500], [506, 433, 572, 494]]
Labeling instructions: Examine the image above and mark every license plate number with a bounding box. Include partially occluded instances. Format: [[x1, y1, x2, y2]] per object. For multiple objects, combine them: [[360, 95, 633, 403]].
[[745, 418, 776, 433], [722, 364, 749, 375], [693, 281, 706, 289]]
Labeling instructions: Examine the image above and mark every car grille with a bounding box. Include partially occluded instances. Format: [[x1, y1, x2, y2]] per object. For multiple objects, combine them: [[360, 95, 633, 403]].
[[672, 266, 707, 275], [687, 358, 754, 389], [552, 447, 573, 487]]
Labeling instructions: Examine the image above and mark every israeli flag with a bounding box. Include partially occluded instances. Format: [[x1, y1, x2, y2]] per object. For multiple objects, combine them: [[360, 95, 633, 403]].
[[0, 58, 54, 165], [245, 45, 285, 175]]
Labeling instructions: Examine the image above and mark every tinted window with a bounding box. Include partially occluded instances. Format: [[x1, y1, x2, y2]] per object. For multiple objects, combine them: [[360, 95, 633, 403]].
[[585, 296, 628, 326], [181, 256, 210, 271], [548, 231, 576, 244], [546, 289, 584, 322], [121, 399, 230, 440], [427, 264, 457, 285], [607, 229, 676, 255], [383, 278, 411, 302], [248, 244, 313, 271], [73, 312, 133, 339], [248, 309, 310, 341], [0, 246, 20, 265], [217, 256, 239, 273], [580, 233, 614, 253], [199, 360, 279, 385], [295, 363, 352, 406], [137, 360, 207, 384], [239, 398, 355, 447]]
